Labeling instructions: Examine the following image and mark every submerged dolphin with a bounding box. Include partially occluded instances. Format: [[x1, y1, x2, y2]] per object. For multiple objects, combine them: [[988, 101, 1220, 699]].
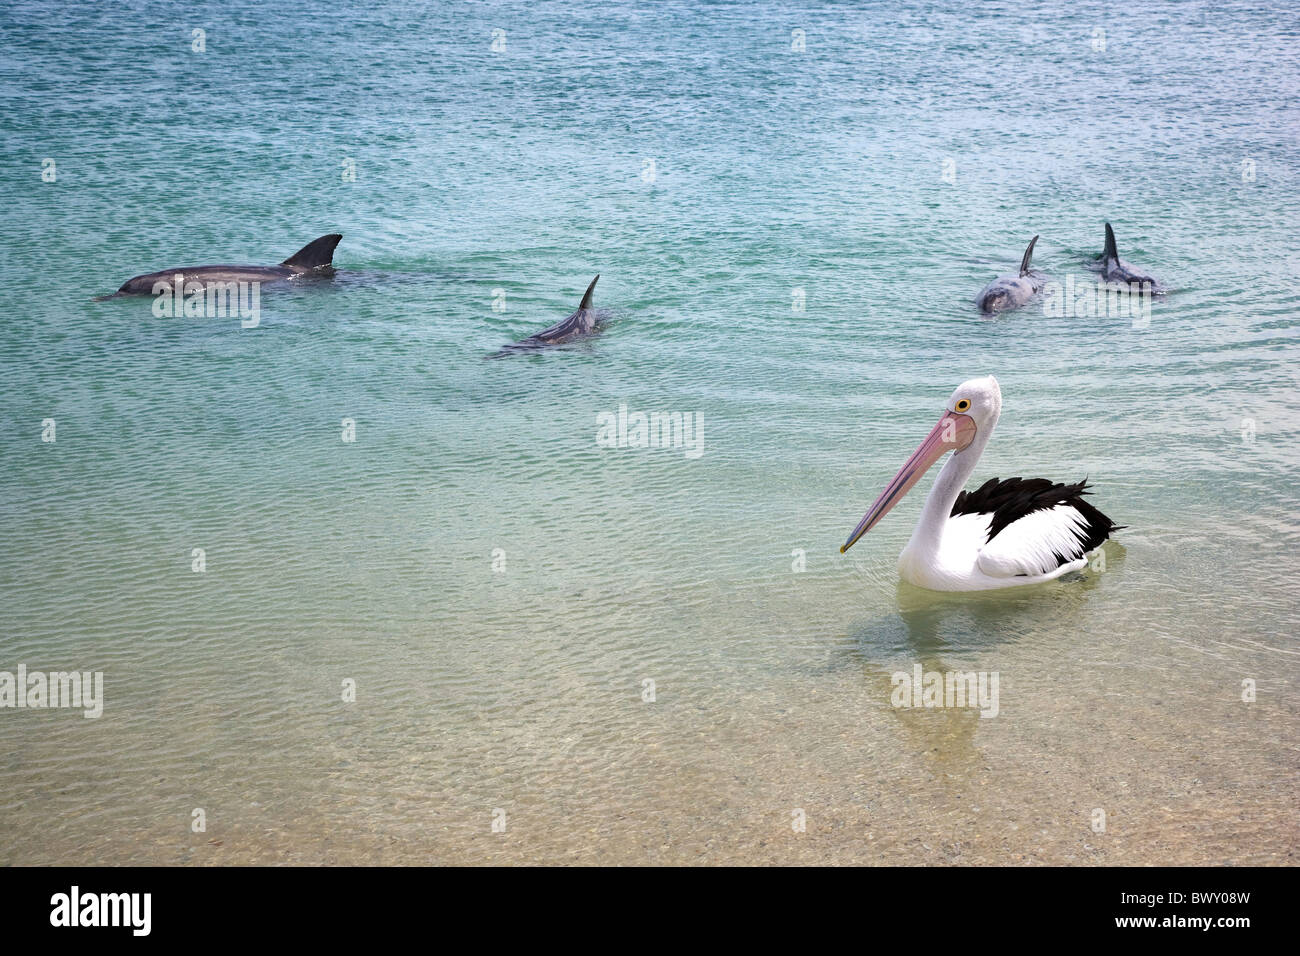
[[103, 234, 342, 297], [487, 275, 603, 358], [976, 235, 1045, 314], [1100, 223, 1159, 290]]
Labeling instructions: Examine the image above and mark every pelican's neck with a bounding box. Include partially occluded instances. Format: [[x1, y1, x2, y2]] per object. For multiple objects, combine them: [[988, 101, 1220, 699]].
[[907, 421, 995, 558]]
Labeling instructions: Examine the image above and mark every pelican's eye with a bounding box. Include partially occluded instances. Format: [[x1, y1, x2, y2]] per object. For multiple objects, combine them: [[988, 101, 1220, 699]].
[[954, 398, 971, 413]]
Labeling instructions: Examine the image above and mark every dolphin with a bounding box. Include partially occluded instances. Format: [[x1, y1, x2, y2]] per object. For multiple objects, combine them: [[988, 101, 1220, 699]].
[[1100, 223, 1159, 290], [102, 234, 342, 297], [975, 235, 1045, 314], [487, 275, 603, 358]]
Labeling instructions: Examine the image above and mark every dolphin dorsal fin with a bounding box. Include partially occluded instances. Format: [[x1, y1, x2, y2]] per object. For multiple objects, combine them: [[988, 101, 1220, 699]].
[[282, 233, 342, 270], [578, 274, 599, 310], [1103, 222, 1119, 262], [1018, 235, 1039, 277]]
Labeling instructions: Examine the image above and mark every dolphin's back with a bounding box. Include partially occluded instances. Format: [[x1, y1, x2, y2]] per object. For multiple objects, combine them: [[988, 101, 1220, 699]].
[[486, 308, 595, 357], [1100, 223, 1158, 288], [525, 307, 593, 344], [977, 236, 1043, 313], [116, 265, 296, 295], [487, 275, 602, 357], [107, 234, 342, 296]]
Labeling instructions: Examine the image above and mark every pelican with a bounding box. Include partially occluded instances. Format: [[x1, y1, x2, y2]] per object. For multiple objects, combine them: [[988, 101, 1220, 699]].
[[840, 376, 1119, 591]]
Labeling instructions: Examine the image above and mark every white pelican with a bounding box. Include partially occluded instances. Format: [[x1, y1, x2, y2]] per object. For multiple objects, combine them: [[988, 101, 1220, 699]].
[[840, 376, 1119, 591]]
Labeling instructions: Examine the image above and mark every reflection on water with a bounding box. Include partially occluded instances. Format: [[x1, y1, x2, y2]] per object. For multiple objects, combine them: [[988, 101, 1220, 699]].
[[840, 545, 1125, 777]]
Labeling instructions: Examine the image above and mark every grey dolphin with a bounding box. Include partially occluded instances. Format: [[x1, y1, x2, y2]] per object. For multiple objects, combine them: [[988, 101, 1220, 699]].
[[976, 235, 1045, 314], [1100, 223, 1159, 290], [103, 234, 342, 297], [487, 275, 603, 358]]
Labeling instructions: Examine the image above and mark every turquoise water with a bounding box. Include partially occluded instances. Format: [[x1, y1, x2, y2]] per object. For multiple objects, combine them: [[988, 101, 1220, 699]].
[[1, 0, 1297, 864]]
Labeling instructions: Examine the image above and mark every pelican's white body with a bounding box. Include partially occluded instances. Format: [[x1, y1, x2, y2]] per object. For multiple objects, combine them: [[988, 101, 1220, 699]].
[[899, 504, 1092, 591]]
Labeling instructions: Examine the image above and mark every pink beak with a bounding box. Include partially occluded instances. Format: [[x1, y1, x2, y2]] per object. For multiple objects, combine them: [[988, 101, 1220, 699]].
[[840, 411, 977, 554]]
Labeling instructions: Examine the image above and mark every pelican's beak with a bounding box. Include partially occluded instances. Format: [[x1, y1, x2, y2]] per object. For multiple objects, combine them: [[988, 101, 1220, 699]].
[[840, 411, 977, 554]]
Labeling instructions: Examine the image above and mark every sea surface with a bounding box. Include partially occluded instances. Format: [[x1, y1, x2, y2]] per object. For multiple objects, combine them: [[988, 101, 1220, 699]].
[[1, 0, 1297, 864]]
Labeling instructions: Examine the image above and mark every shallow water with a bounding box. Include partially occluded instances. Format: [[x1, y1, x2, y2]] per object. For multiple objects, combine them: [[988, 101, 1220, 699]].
[[1, 0, 1297, 864]]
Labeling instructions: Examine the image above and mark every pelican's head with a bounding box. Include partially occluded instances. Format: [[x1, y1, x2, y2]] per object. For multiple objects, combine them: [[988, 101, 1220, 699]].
[[944, 375, 1001, 433], [839, 375, 1002, 554]]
